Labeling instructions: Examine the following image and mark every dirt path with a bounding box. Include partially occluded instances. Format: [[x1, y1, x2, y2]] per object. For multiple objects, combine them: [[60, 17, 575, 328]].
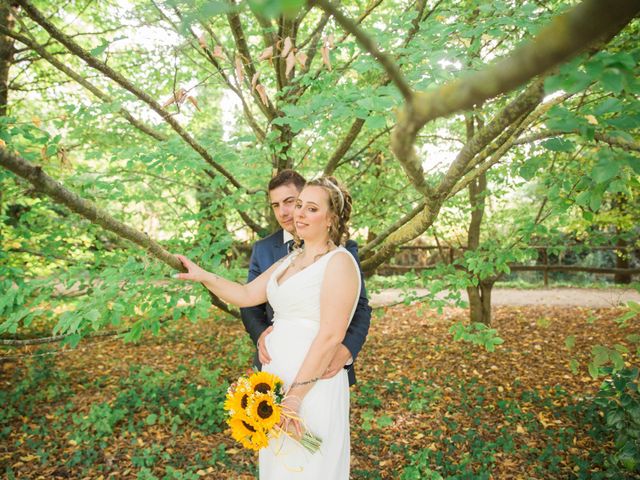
[[370, 287, 640, 308]]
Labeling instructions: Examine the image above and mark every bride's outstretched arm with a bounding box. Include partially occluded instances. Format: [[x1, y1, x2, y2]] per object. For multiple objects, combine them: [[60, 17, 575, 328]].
[[286, 252, 360, 402], [173, 254, 281, 308]]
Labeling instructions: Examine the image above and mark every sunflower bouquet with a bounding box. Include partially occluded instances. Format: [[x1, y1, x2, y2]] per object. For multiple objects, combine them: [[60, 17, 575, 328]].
[[224, 370, 321, 452]]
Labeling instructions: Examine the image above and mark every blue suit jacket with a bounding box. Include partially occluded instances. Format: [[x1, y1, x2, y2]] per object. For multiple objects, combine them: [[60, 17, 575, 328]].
[[240, 230, 371, 386]]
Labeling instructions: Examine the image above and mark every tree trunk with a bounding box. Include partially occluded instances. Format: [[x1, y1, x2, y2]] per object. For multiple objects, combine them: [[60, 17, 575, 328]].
[[614, 236, 631, 284], [0, 2, 17, 116], [467, 279, 494, 325], [613, 194, 631, 284], [465, 113, 493, 325]]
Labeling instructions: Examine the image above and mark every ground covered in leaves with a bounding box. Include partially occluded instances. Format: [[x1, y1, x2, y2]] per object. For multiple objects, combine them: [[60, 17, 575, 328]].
[[1, 304, 639, 479]]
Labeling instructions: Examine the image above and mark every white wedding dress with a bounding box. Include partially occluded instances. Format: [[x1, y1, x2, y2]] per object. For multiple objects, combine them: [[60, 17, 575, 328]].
[[259, 247, 361, 479]]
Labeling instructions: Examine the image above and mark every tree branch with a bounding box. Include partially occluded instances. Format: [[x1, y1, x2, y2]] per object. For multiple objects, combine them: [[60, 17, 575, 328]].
[[323, 118, 365, 175], [0, 148, 239, 318], [15, 0, 249, 192], [390, 0, 639, 193], [226, 1, 277, 118], [361, 198, 426, 258], [318, 0, 430, 174], [515, 129, 640, 152], [0, 25, 167, 142]]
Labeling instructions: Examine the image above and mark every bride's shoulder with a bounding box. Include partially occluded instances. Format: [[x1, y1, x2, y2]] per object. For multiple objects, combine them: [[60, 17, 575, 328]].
[[325, 247, 357, 270]]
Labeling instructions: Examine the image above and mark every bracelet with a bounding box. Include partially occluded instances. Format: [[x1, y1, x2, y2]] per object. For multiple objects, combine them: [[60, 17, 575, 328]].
[[290, 377, 320, 388]]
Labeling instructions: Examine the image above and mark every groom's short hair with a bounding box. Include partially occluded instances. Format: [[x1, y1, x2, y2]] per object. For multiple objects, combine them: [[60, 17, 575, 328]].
[[268, 169, 306, 193]]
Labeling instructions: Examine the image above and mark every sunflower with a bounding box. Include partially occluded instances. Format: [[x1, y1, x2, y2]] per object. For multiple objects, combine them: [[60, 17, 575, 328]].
[[228, 412, 269, 451], [224, 379, 252, 416], [247, 392, 281, 430], [248, 371, 282, 396]]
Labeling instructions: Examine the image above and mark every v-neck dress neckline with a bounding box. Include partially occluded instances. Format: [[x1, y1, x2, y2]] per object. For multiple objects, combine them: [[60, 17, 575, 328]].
[[275, 249, 332, 288]]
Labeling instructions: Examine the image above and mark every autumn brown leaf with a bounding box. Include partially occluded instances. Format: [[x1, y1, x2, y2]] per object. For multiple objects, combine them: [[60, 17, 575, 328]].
[[255, 84, 269, 106], [251, 72, 260, 92], [198, 34, 207, 49], [295, 51, 308, 68], [281, 36, 293, 58], [212, 45, 224, 60], [258, 46, 274, 61], [285, 52, 296, 77], [186, 96, 200, 111], [321, 45, 332, 71], [161, 88, 187, 108]]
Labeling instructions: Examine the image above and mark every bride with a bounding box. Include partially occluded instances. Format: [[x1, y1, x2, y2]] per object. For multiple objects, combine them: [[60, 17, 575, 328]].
[[174, 176, 360, 479]]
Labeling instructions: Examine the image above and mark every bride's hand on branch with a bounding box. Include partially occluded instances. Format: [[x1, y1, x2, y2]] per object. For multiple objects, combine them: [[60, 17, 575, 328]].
[[173, 254, 210, 283]]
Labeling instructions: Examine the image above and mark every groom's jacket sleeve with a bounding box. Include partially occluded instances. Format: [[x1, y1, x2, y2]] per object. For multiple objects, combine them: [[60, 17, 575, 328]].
[[343, 240, 372, 363], [240, 242, 271, 346]]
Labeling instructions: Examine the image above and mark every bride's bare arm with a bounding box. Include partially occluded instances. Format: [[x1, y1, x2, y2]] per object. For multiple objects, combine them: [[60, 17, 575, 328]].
[[173, 254, 282, 308], [286, 252, 359, 402]]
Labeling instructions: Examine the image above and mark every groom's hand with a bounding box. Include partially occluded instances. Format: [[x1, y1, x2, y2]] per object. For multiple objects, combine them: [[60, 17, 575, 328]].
[[257, 326, 273, 364], [321, 344, 352, 379]]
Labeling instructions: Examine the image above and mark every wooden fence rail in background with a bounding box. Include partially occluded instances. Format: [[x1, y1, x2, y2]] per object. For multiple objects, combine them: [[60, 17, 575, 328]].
[[381, 244, 640, 285]]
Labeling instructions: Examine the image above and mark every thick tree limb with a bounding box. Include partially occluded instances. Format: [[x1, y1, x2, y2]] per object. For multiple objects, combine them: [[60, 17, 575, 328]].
[[390, 0, 640, 194], [360, 199, 426, 258], [409, 0, 639, 126], [323, 118, 365, 175], [0, 148, 240, 318], [361, 84, 544, 271], [15, 0, 248, 192], [320, 0, 429, 174], [0, 2, 18, 116], [437, 80, 545, 198], [226, 1, 277, 118]]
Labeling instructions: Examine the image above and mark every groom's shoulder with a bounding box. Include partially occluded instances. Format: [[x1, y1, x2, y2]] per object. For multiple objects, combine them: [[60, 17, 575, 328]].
[[253, 230, 282, 251], [344, 238, 360, 253]]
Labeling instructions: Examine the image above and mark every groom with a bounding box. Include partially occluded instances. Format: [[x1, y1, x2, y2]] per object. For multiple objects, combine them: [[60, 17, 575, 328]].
[[240, 169, 371, 386]]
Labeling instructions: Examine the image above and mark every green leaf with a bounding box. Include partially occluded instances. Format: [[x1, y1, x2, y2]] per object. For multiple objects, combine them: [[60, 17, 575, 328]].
[[376, 415, 394, 428], [593, 98, 623, 115], [588, 362, 600, 379], [591, 158, 621, 183], [247, 0, 305, 18], [565, 335, 576, 350], [589, 192, 602, 211], [541, 138, 575, 152], [86, 308, 101, 324], [365, 115, 387, 129], [575, 190, 591, 207], [146, 414, 158, 425], [90, 39, 109, 57], [601, 68, 624, 94], [569, 359, 579, 374]]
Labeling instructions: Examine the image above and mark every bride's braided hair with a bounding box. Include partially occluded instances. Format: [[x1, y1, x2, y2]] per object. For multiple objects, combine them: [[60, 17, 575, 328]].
[[306, 176, 352, 246]]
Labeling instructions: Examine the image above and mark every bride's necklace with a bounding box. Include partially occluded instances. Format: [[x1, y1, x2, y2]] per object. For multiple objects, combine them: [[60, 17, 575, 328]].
[[289, 240, 335, 272]]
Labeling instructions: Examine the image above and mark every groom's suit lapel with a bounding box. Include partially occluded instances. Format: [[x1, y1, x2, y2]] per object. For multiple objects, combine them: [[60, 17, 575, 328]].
[[271, 229, 287, 264]]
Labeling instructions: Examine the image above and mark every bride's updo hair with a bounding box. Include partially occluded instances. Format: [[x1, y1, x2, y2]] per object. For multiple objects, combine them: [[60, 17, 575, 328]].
[[305, 176, 352, 246]]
